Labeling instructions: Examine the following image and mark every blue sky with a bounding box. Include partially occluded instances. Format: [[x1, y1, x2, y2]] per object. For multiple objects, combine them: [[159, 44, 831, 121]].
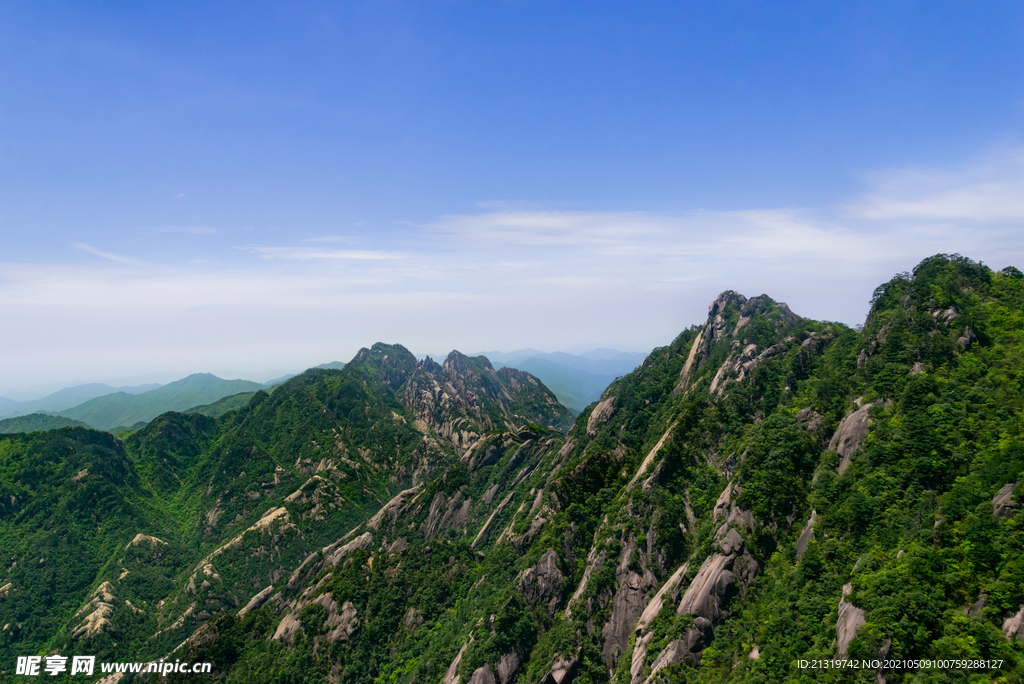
[[2, 2, 1023, 396]]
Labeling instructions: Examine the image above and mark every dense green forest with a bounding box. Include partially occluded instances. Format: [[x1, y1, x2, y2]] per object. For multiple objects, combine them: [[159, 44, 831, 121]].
[[1, 255, 1022, 684]]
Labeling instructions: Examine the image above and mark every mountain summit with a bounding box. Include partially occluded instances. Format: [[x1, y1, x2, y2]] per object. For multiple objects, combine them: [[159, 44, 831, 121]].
[[2, 255, 1022, 683]]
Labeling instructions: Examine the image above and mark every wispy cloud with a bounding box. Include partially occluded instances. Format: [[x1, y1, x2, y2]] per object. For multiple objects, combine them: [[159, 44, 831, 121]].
[[244, 245, 404, 260], [844, 146, 1024, 222], [73, 243, 144, 264], [6, 146, 1022, 397], [150, 226, 220, 234], [303, 235, 360, 243]]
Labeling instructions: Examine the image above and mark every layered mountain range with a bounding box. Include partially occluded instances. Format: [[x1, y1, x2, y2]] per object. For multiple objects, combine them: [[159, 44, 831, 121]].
[[1, 255, 1022, 684]]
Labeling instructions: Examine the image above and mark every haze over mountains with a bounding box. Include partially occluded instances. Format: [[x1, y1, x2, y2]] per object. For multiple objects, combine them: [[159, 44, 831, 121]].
[[2, 255, 1022, 682], [0, 352, 637, 433], [0, 382, 160, 419]]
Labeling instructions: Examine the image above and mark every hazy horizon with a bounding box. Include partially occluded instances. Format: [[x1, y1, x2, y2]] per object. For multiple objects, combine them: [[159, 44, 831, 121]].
[[3, 3, 1022, 397]]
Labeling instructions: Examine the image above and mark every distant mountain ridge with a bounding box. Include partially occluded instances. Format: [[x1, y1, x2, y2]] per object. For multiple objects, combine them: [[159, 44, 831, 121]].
[[0, 382, 161, 419], [2, 256, 1023, 682], [57, 373, 268, 431], [0, 413, 93, 434]]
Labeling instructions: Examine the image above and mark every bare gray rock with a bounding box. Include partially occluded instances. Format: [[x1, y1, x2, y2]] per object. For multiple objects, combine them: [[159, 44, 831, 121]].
[[676, 554, 732, 622], [857, 349, 868, 369], [712, 482, 755, 534], [495, 649, 522, 684], [538, 656, 579, 684], [646, 617, 714, 678], [676, 549, 759, 623], [837, 582, 866, 658], [796, 511, 817, 560], [601, 570, 647, 668], [963, 595, 986, 620], [796, 408, 825, 436], [1003, 605, 1024, 640], [798, 333, 834, 366], [518, 548, 564, 614], [647, 639, 689, 678], [366, 485, 421, 532], [319, 595, 359, 643], [71, 581, 117, 640], [483, 484, 500, 505], [322, 532, 374, 568], [675, 328, 705, 395], [403, 607, 424, 632], [587, 396, 616, 437], [993, 482, 1019, 518], [957, 326, 978, 348], [442, 639, 471, 684], [716, 528, 744, 556], [238, 585, 274, 617], [634, 563, 690, 637], [682, 617, 714, 662], [829, 402, 876, 475], [468, 664, 497, 684]]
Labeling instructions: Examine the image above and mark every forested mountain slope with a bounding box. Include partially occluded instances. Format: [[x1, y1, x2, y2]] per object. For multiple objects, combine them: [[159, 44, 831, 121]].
[[2, 255, 1022, 684], [0, 346, 570, 680], [170, 255, 1024, 684], [55, 373, 270, 431]]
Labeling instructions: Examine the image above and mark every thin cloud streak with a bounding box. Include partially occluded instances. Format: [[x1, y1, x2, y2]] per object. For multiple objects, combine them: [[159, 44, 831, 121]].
[[244, 246, 405, 260], [844, 147, 1024, 222], [4, 146, 1024, 396], [73, 243, 145, 265]]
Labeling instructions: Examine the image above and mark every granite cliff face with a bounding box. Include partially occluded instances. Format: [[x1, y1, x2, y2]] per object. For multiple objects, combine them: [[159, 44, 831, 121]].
[[5, 255, 1024, 684]]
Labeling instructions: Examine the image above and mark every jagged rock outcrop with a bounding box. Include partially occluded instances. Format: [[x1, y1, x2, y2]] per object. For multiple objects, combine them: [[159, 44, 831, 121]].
[[798, 332, 834, 366], [320, 596, 360, 643], [712, 482, 755, 534], [125, 533, 168, 550], [796, 407, 825, 439], [271, 592, 359, 644], [648, 618, 714, 676], [1003, 606, 1024, 640], [420, 490, 472, 539], [538, 656, 579, 684], [830, 401, 876, 475], [72, 581, 117, 639], [957, 326, 978, 348], [495, 649, 522, 684], [468, 664, 497, 684], [837, 582, 866, 658], [518, 548, 564, 614], [993, 482, 1019, 518], [675, 292, 799, 395], [676, 548, 759, 623], [366, 485, 422, 532], [400, 350, 573, 454], [283, 475, 346, 521]]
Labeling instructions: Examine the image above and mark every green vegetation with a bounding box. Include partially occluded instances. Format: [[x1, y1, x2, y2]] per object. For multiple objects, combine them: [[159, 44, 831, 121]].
[[184, 391, 259, 419], [2, 255, 1023, 684], [0, 413, 92, 434], [56, 373, 269, 431]]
